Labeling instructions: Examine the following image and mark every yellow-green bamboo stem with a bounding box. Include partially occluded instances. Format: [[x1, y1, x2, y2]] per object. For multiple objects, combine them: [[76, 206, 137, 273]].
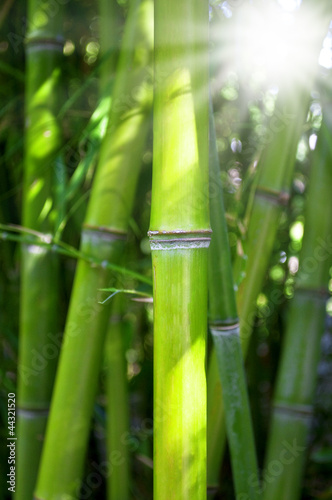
[[16, 1, 64, 497], [150, 0, 209, 498], [35, 1, 153, 498], [262, 111, 332, 500]]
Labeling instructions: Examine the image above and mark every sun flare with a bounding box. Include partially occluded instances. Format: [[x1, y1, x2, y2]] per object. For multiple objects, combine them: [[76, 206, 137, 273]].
[[212, 0, 331, 89]]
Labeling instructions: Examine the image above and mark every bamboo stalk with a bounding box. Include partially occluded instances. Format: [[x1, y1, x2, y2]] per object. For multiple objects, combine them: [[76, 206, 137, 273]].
[[206, 5, 332, 486], [35, 1, 153, 497], [106, 295, 130, 500], [236, 0, 332, 360], [150, 1, 209, 498], [207, 99, 260, 499], [98, 1, 131, 498], [236, 87, 309, 357], [16, 1, 64, 497], [206, 85, 308, 492], [262, 108, 332, 500]]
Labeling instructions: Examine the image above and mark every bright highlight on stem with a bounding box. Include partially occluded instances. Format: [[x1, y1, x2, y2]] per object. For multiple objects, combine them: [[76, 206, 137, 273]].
[[150, 1, 209, 498]]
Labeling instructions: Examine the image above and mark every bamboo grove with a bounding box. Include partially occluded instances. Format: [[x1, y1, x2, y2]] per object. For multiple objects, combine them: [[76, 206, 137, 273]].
[[1, 0, 332, 499]]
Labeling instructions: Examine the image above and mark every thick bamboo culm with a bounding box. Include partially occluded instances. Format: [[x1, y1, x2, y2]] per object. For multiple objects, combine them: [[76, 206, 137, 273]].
[[262, 108, 332, 500], [149, 1, 209, 498], [207, 99, 260, 499], [16, 1, 64, 498], [35, 1, 153, 497]]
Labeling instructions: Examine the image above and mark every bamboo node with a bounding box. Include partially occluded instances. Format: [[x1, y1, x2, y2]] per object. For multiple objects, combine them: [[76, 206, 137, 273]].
[[210, 324, 240, 337], [273, 402, 313, 419], [25, 37, 65, 52], [148, 230, 212, 250], [149, 238, 211, 251], [256, 186, 290, 206]]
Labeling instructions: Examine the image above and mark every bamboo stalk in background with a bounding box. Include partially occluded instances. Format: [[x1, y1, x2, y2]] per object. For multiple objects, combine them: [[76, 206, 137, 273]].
[[98, 0, 131, 498], [35, 0, 153, 497], [105, 294, 130, 500], [262, 105, 332, 500], [207, 99, 260, 499], [235, 87, 309, 357], [206, 6, 329, 473], [207, 85, 308, 492], [16, 1, 64, 498], [149, 1, 209, 498], [236, 0, 332, 362], [206, 4, 332, 489]]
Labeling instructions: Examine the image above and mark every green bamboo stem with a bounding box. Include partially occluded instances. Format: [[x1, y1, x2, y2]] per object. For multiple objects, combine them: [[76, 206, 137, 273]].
[[150, 1, 209, 498], [236, 87, 310, 357], [99, 1, 131, 498], [35, 1, 153, 497], [106, 295, 130, 500], [16, 1, 64, 498], [236, 1, 332, 358], [206, 348, 226, 495], [207, 100, 260, 499], [262, 112, 332, 500], [206, 86, 307, 492]]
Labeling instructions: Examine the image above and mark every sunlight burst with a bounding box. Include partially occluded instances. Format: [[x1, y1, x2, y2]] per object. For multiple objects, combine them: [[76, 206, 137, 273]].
[[213, 0, 331, 88], [238, 1, 325, 86]]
